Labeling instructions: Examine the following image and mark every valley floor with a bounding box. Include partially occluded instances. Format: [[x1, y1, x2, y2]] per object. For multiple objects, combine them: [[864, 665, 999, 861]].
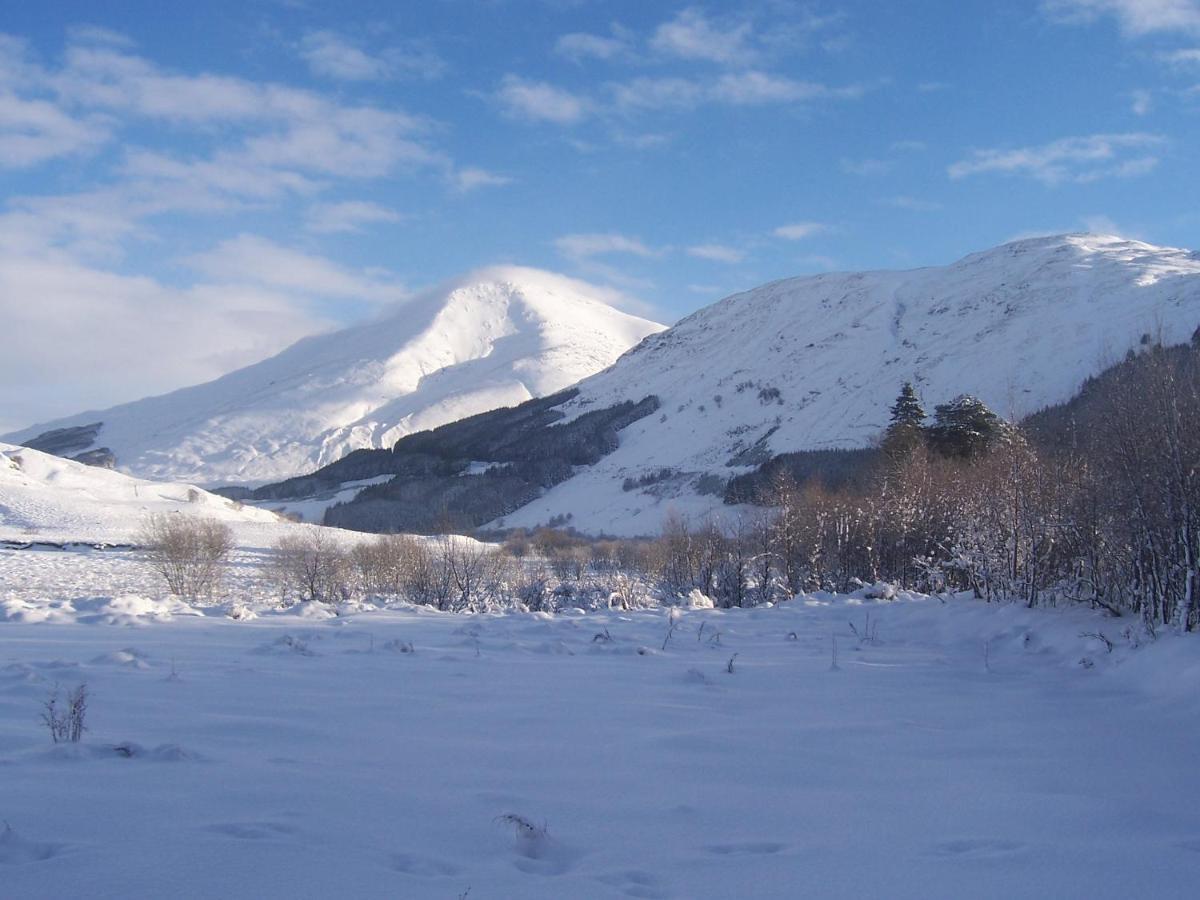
[[1, 554, 1199, 898]]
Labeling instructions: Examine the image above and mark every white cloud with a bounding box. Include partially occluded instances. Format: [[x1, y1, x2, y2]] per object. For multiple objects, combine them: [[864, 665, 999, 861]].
[[300, 30, 391, 81], [773, 221, 829, 240], [611, 73, 866, 112], [611, 76, 705, 111], [1160, 46, 1200, 63], [305, 200, 403, 234], [183, 234, 406, 304], [40, 41, 439, 180], [299, 30, 445, 81], [883, 195, 943, 212], [554, 232, 658, 260], [1129, 88, 1154, 114], [495, 75, 589, 124], [0, 246, 332, 431], [651, 8, 755, 65], [712, 71, 832, 104], [0, 92, 111, 167], [687, 243, 745, 263], [451, 166, 512, 192], [948, 132, 1166, 184], [555, 31, 631, 62], [1081, 213, 1124, 234], [795, 254, 838, 270], [840, 157, 892, 176], [1042, 0, 1200, 36]]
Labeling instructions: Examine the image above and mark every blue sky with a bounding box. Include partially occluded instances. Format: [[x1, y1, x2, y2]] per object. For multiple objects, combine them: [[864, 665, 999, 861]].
[[2, 0, 1200, 430]]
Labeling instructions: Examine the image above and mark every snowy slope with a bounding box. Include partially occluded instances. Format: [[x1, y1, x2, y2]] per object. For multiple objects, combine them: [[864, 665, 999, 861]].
[[0, 442, 285, 545], [499, 234, 1200, 535], [4, 267, 664, 486]]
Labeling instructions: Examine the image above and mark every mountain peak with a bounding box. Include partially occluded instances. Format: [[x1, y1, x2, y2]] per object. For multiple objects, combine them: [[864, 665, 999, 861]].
[[5, 269, 665, 485]]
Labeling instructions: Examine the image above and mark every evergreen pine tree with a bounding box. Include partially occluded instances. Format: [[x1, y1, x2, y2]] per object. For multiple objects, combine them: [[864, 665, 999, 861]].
[[882, 382, 927, 459], [927, 394, 1006, 459]]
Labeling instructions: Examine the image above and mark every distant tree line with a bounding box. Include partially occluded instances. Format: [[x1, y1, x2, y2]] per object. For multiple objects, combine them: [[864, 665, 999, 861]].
[[650, 339, 1200, 633]]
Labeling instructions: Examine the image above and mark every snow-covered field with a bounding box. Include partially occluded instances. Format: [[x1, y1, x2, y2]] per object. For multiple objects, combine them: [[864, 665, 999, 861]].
[[4, 424, 1200, 897], [2, 561, 1199, 898]]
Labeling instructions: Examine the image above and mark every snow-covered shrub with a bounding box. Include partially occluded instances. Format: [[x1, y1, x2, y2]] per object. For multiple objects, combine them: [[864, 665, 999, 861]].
[[42, 683, 88, 744], [272, 530, 354, 605], [138, 513, 234, 601]]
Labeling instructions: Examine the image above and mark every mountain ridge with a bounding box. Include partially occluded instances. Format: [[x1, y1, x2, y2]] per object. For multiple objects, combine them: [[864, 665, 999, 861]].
[[254, 233, 1200, 536]]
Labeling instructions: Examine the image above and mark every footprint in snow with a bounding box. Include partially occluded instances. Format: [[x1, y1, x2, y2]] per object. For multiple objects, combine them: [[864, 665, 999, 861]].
[[203, 821, 298, 841], [389, 852, 461, 877], [89, 648, 151, 669], [0, 824, 64, 865], [929, 838, 1026, 860], [703, 841, 787, 857], [596, 869, 671, 898]]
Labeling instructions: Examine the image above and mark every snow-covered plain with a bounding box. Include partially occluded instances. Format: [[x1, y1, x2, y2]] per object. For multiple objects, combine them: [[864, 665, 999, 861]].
[[4, 268, 664, 486], [2, 450, 1198, 896], [1, 577, 1199, 899]]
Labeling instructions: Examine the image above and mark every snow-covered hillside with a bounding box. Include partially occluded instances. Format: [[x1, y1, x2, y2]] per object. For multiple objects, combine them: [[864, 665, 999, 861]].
[[0, 442, 284, 545], [4, 268, 664, 486], [499, 234, 1200, 534]]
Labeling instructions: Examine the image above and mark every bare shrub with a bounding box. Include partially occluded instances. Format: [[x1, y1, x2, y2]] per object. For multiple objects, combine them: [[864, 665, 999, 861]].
[[42, 683, 88, 744], [138, 514, 234, 600], [352, 534, 435, 601], [436, 535, 507, 612], [273, 530, 354, 605]]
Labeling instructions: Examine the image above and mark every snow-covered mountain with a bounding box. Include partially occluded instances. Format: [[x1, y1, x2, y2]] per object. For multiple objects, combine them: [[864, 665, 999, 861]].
[[4, 267, 664, 486], [490, 234, 1200, 534]]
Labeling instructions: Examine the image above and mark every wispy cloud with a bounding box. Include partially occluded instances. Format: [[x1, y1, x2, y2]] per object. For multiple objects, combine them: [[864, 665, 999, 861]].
[[687, 243, 745, 263], [883, 195, 943, 212], [495, 75, 589, 124], [840, 157, 892, 176], [773, 221, 829, 240], [299, 30, 444, 81], [305, 200, 403, 234], [0, 244, 334, 431], [555, 29, 632, 62], [554, 232, 659, 260], [1129, 87, 1154, 114], [1160, 46, 1200, 64], [183, 233, 406, 304], [712, 71, 863, 104], [650, 8, 756, 65], [610, 72, 868, 112], [0, 92, 111, 168], [451, 166, 512, 193], [1042, 0, 1200, 36], [948, 132, 1166, 184]]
